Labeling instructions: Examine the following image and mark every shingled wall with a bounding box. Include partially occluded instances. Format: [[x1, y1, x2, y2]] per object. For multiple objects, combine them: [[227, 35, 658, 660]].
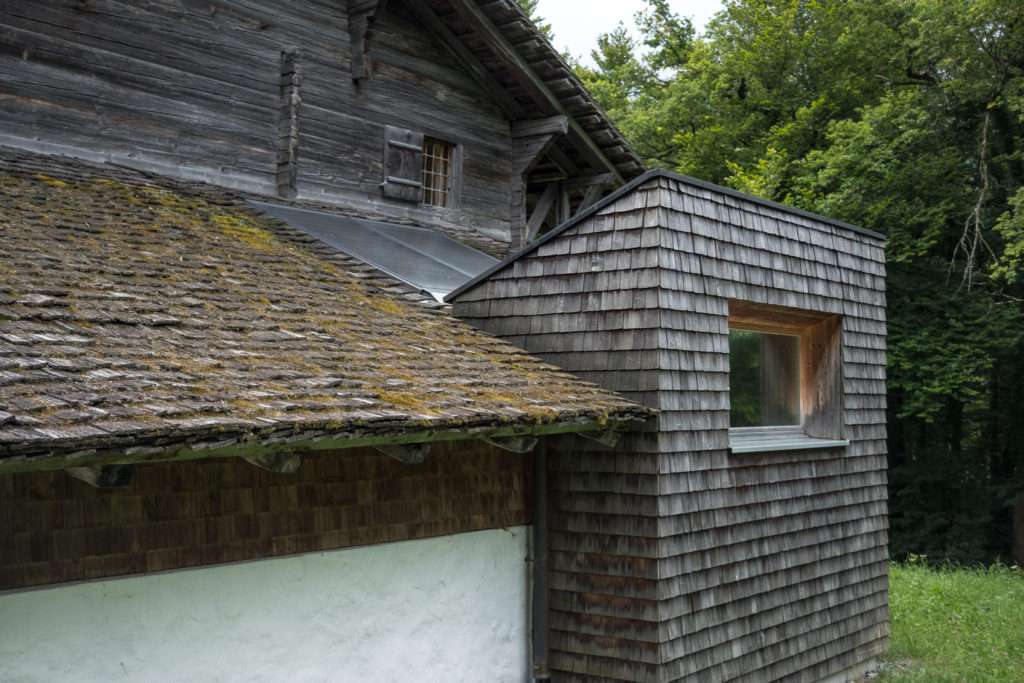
[[452, 172, 889, 682], [0, 440, 529, 590]]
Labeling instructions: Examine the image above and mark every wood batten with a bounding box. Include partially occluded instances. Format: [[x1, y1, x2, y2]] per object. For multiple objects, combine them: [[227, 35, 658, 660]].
[[483, 434, 538, 453], [373, 442, 431, 464], [277, 50, 302, 199], [66, 464, 136, 488], [348, 0, 388, 82], [243, 451, 303, 474], [0, 0, 643, 245]]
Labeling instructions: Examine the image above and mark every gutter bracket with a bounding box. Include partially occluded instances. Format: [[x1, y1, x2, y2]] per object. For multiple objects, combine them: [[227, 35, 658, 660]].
[[374, 442, 430, 464], [243, 451, 303, 473], [483, 434, 538, 453], [66, 464, 136, 488], [578, 430, 622, 448]]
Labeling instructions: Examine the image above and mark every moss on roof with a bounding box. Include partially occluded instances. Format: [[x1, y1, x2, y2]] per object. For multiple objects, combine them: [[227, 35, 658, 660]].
[[0, 151, 651, 469]]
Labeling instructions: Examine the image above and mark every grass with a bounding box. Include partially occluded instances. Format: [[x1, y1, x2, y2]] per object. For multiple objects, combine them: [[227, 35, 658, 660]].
[[879, 556, 1024, 682]]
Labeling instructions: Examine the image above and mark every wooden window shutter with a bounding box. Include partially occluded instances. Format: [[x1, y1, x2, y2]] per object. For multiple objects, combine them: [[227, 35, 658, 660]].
[[382, 125, 423, 202]]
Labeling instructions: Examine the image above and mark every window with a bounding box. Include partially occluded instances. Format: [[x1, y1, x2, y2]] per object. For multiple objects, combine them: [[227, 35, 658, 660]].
[[422, 139, 452, 207], [727, 300, 848, 453], [381, 126, 457, 208], [729, 329, 800, 427]]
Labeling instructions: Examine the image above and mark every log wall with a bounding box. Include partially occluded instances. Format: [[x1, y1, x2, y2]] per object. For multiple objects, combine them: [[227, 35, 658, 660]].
[[0, 0, 513, 240], [453, 173, 889, 682]]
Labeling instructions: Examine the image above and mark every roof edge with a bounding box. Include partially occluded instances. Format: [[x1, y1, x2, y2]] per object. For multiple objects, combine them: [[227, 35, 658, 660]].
[[448, 169, 886, 302], [0, 413, 653, 474]]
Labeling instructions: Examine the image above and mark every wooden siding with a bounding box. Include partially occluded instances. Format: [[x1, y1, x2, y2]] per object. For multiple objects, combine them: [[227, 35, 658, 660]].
[[452, 174, 888, 682], [0, 440, 530, 590], [0, 0, 513, 240]]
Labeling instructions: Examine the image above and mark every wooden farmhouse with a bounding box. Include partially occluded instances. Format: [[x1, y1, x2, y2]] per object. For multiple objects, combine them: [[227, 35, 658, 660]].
[[0, 1, 888, 682]]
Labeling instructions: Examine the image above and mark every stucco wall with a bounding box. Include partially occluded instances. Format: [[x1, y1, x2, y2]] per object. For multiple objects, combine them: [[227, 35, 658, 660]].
[[0, 527, 531, 683]]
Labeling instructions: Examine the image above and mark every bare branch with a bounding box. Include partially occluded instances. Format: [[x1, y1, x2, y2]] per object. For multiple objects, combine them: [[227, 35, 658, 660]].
[[953, 108, 998, 286]]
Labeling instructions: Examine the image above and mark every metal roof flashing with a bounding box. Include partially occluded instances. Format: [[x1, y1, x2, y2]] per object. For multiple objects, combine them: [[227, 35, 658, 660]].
[[249, 200, 498, 302]]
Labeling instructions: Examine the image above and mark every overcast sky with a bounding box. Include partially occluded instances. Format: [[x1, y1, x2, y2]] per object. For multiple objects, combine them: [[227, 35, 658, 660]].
[[535, 0, 726, 66]]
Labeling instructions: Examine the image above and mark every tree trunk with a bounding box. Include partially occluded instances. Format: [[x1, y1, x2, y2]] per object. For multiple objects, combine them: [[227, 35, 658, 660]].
[[1014, 502, 1024, 568]]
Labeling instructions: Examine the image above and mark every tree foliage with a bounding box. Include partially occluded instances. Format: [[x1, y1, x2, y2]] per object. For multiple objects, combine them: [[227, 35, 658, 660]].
[[581, 0, 1024, 563], [515, 0, 554, 43]]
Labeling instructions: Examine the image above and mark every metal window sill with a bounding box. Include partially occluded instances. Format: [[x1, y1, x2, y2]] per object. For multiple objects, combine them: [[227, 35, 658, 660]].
[[728, 427, 849, 454]]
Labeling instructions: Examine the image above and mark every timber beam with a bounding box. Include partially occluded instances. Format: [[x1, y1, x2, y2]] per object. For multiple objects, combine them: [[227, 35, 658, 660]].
[[512, 119, 567, 176], [348, 0, 388, 82], [512, 116, 569, 139], [526, 183, 558, 242]]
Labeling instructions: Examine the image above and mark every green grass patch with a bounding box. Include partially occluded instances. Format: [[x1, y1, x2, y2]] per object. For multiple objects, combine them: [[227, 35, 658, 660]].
[[880, 556, 1024, 682]]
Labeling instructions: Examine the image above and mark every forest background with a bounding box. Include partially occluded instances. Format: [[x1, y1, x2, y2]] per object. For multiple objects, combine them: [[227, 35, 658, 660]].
[[521, 0, 1024, 566]]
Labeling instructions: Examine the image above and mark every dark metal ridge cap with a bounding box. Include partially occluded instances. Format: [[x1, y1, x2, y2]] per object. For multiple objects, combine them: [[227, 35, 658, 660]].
[[447, 169, 887, 302]]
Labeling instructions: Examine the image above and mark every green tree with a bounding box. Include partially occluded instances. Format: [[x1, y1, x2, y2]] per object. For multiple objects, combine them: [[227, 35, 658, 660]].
[[515, 0, 554, 43], [583, 0, 1024, 563]]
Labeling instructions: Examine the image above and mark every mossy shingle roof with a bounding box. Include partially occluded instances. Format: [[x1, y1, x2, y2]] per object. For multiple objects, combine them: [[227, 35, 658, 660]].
[[0, 150, 651, 471]]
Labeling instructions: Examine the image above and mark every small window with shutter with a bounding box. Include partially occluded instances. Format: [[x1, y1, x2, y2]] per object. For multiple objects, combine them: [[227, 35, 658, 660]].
[[381, 125, 424, 202], [381, 126, 458, 208]]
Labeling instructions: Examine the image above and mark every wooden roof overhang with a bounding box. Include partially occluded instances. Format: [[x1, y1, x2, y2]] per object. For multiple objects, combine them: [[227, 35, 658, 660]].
[[372, 0, 647, 241], [407, 0, 645, 180], [0, 406, 648, 475]]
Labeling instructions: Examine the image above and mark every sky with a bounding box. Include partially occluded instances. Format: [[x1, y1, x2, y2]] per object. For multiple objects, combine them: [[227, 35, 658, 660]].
[[535, 0, 726, 66]]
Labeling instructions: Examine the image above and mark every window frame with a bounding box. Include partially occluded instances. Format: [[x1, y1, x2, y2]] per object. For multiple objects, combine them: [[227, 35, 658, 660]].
[[380, 126, 460, 210], [727, 300, 848, 453], [421, 137, 454, 208]]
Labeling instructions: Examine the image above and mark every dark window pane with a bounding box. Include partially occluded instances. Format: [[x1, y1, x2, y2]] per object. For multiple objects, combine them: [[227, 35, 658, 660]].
[[729, 330, 800, 427], [422, 139, 451, 207]]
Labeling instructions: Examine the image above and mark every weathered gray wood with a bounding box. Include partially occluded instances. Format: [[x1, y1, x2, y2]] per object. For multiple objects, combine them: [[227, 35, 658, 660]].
[[451, 171, 888, 682], [512, 115, 568, 138], [277, 49, 302, 199], [348, 0, 387, 82], [444, 0, 625, 185], [526, 183, 558, 241]]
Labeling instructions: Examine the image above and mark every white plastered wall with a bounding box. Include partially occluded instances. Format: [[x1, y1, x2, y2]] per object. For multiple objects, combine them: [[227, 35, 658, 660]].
[[0, 527, 530, 683]]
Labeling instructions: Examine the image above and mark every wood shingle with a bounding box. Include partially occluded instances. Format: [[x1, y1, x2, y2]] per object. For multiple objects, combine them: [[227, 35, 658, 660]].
[[451, 170, 889, 682]]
